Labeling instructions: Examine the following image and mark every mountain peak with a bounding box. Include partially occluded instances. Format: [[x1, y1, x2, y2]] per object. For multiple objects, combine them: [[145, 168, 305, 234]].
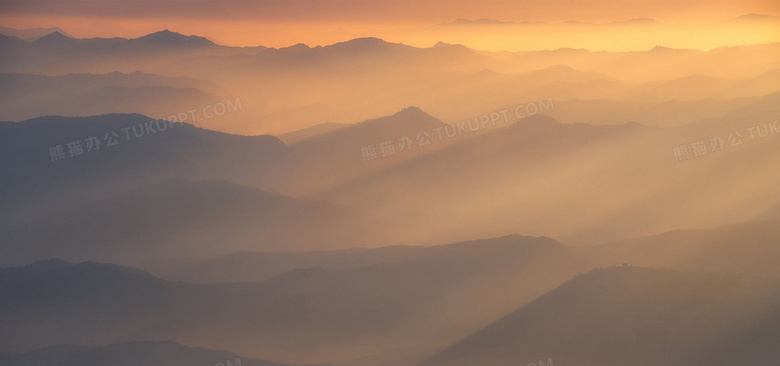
[[392, 106, 433, 119], [346, 37, 389, 45], [281, 43, 311, 51], [0, 33, 25, 44], [613, 18, 659, 25], [728, 13, 780, 22], [431, 41, 471, 51], [346, 106, 444, 133], [330, 37, 399, 51], [32, 31, 72, 43], [648, 45, 687, 53], [511, 114, 562, 129], [540, 64, 577, 73], [135, 29, 215, 47]]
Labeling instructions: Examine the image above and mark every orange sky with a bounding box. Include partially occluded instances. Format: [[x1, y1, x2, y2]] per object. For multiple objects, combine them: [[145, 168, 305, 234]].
[[1, 0, 778, 50]]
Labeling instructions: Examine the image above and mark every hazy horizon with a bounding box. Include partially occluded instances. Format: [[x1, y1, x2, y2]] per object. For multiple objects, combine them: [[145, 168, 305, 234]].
[[2, 0, 779, 51], [1, 1, 779, 365]]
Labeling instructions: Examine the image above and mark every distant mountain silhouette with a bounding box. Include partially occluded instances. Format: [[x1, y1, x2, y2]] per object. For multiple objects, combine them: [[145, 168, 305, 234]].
[[0, 258, 69, 289], [328, 37, 404, 52], [609, 18, 660, 25], [320, 114, 652, 245], [277, 122, 348, 144], [711, 68, 780, 99], [1, 19, 779, 366], [2, 30, 777, 135], [135, 29, 216, 47], [420, 267, 780, 366], [725, 13, 780, 23], [138, 233, 569, 284], [592, 220, 780, 279], [0, 34, 26, 47], [0, 179, 382, 266], [0, 30, 262, 74], [3, 221, 780, 364], [0, 72, 217, 121], [0, 234, 585, 365], [250, 37, 486, 75], [140, 243, 427, 283], [401, 64, 625, 122], [31, 31, 72, 44], [505, 43, 780, 82], [0, 26, 72, 41], [628, 74, 740, 101], [139, 219, 780, 284], [283, 106, 449, 195], [317, 96, 780, 246], [0, 114, 294, 224]]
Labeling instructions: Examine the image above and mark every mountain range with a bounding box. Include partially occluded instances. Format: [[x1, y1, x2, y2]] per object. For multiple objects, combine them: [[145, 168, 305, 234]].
[[2, 217, 779, 365], [2, 22, 779, 366], [420, 266, 780, 366], [2, 30, 778, 135]]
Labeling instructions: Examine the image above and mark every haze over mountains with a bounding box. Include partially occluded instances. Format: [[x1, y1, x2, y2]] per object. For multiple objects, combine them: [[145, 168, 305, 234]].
[[0, 71, 219, 122], [4, 102, 777, 252], [0, 235, 582, 364], [2, 29, 778, 134], [421, 267, 780, 366], [0, 114, 293, 223], [419, 14, 780, 51], [0, 179, 381, 265], [0, 26, 71, 41], [1, 9, 779, 366], [2, 219, 779, 365]]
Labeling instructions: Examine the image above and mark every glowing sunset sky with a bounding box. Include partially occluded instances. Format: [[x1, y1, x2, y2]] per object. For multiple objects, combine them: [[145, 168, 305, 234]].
[[1, 0, 778, 51]]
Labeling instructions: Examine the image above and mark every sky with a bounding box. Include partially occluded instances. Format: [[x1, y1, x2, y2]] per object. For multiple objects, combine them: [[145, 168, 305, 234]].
[[1, 0, 778, 51]]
